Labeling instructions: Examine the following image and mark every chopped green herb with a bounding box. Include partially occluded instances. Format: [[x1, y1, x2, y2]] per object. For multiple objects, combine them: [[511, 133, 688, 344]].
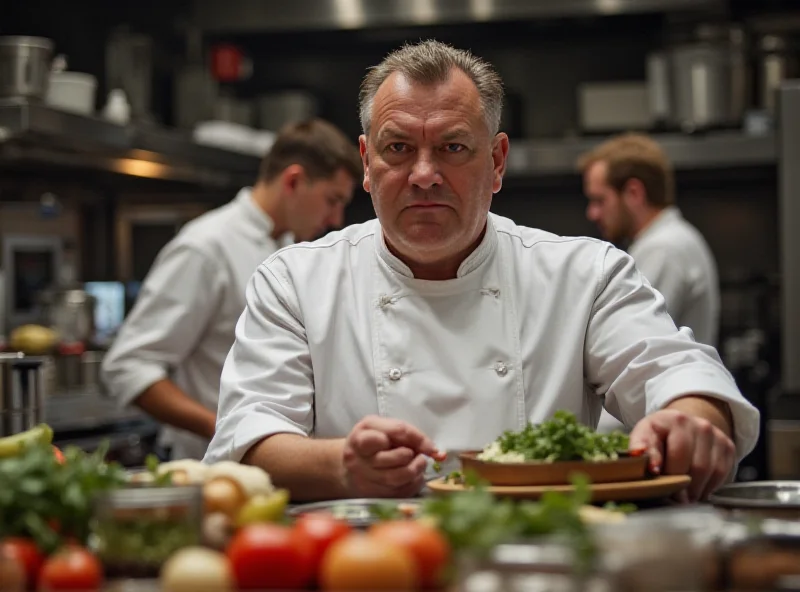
[[432, 461, 442, 473], [491, 410, 629, 462]]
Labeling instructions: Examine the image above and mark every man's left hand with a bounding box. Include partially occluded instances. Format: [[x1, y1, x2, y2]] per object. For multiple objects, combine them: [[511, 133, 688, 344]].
[[629, 407, 736, 503]]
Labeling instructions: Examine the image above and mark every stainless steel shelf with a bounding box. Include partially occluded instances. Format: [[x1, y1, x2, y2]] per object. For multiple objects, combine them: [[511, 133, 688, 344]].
[[193, 0, 724, 33], [505, 131, 777, 178], [0, 100, 261, 188]]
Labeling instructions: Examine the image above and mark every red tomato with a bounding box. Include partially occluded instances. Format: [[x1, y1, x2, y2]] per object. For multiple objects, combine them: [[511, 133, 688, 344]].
[[227, 523, 314, 590], [293, 513, 353, 574], [0, 538, 43, 590], [52, 447, 65, 465], [38, 546, 102, 592], [370, 520, 451, 588]]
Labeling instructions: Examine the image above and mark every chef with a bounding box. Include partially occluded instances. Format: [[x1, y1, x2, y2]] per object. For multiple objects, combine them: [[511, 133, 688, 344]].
[[101, 119, 362, 460], [204, 41, 759, 504], [579, 133, 721, 434]]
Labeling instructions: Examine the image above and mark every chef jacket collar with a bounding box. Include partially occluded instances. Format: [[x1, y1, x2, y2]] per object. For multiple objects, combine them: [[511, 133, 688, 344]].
[[235, 187, 294, 247], [374, 214, 498, 279]]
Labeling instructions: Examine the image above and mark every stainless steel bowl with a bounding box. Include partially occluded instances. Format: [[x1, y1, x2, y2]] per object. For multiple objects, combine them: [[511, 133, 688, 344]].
[[710, 481, 800, 520], [287, 498, 421, 528]]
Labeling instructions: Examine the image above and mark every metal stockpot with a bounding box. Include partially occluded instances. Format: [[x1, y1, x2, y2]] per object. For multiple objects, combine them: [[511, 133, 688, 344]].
[[0, 352, 46, 437], [0, 36, 54, 100]]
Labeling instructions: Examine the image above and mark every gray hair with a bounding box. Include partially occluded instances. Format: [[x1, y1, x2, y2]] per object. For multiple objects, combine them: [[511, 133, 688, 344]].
[[359, 40, 504, 137]]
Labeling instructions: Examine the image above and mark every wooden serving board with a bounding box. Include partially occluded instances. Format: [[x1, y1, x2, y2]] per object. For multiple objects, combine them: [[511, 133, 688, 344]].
[[426, 474, 691, 502]]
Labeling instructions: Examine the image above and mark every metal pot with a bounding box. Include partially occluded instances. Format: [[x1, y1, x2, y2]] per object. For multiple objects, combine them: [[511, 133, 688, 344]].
[[0, 352, 46, 437], [646, 24, 750, 132], [0, 36, 54, 100], [757, 34, 800, 117], [38, 288, 97, 344]]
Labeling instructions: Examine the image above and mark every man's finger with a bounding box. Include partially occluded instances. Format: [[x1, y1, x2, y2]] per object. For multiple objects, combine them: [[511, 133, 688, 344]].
[[663, 421, 694, 476], [686, 420, 714, 502], [702, 430, 736, 500], [361, 416, 441, 457], [629, 420, 665, 474], [372, 446, 416, 469], [350, 428, 392, 457], [364, 454, 428, 489]]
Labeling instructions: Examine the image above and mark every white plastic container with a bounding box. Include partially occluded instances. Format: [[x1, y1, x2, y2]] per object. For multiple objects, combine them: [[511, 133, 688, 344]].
[[46, 71, 97, 115]]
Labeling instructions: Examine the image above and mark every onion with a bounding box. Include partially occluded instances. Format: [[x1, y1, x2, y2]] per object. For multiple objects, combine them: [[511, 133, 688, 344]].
[[160, 547, 233, 592], [203, 476, 248, 518]]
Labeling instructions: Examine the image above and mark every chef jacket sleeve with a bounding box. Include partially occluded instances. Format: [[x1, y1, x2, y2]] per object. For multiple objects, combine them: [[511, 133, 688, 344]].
[[203, 262, 312, 464], [630, 242, 689, 326], [584, 244, 759, 462], [101, 243, 225, 408]]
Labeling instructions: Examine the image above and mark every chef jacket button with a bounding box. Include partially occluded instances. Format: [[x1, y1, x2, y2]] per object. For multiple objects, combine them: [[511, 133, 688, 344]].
[[494, 362, 508, 376], [379, 295, 394, 307], [388, 368, 403, 381]]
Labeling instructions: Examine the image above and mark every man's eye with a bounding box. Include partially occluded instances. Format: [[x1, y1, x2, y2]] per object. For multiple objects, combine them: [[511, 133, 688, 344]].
[[443, 143, 465, 153], [387, 143, 408, 153]]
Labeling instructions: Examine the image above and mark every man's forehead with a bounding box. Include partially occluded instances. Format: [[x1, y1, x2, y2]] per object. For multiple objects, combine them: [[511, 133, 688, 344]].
[[370, 70, 483, 130]]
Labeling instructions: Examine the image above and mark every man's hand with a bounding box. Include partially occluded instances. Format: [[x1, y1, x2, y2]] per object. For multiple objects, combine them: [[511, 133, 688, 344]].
[[629, 401, 736, 503], [342, 415, 445, 498]]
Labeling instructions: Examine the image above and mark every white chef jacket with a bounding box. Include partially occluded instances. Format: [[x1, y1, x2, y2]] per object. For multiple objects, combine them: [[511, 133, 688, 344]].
[[101, 188, 292, 460], [597, 206, 721, 434], [204, 213, 758, 473]]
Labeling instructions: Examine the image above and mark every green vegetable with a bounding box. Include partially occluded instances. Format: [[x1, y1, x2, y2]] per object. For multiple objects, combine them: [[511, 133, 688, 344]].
[[493, 410, 629, 462], [144, 454, 174, 487], [420, 473, 598, 572], [432, 461, 442, 473], [0, 441, 127, 553], [0, 424, 54, 459], [93, 515, 200, 575]]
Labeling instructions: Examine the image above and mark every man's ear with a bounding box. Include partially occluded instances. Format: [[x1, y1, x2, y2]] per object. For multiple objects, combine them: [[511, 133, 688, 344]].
[[359, 135, 370, 193]]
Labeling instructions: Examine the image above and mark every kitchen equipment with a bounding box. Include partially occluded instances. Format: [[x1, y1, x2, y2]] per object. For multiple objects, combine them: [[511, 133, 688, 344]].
[[45, 70, 97, 115], [91, 484, 203, 578], [213, 92, 254, 126], [0, 352, 46, 437], [257, 90, 318, 131], [710, 481, 800, 519], [105, 27, 153, 122], [38, 287, 97, 344], [646, 23, 750, 132], [174, 26, 217, 130], [0, 36, 53, 100], [459, 450, 648, 486], [757, 34, 800, 117], [287, 499, 421, 528], [578, 82, 650, 133], [646, 51, 672, 127], [426, 474, 690, 502]]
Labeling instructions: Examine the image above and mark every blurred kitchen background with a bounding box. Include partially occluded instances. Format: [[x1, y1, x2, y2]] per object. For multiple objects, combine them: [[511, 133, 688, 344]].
[[0, 0, 798, 479]]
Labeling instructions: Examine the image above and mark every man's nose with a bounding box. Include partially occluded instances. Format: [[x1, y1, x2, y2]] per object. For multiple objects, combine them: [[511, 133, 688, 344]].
[[408, 150, 443, 190], [586, 204, 598, 221]]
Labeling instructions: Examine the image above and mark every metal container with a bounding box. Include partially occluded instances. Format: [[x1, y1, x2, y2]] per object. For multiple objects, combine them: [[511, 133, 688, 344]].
[[91, 484, 203, 578], [0, 352, 46, 437], [647, 24, 750, 132], [710, 480, 800, 520], [0, 36, 54, 100], [39, 288, 97, 344], [757, 34, 800, 117]]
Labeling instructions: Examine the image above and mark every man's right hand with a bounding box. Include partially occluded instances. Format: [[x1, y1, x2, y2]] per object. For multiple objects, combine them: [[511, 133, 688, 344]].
[[342, 415, 445, 498]]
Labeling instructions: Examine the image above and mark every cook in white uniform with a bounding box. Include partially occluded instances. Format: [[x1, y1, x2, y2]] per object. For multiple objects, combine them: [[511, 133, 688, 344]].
[[101, 119, 361, 460], [580, 133, 721, 434], [205, 41, 758, 504]]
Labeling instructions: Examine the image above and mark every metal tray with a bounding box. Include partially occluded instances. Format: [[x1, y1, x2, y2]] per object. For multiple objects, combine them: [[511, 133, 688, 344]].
[[709, 481, 800, 510], [286, 498, 422, 528]]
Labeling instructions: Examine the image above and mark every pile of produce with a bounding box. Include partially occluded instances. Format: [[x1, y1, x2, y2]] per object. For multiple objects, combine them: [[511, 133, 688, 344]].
[[0, 423, 629, 591], [477, 410, 633, 463]]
